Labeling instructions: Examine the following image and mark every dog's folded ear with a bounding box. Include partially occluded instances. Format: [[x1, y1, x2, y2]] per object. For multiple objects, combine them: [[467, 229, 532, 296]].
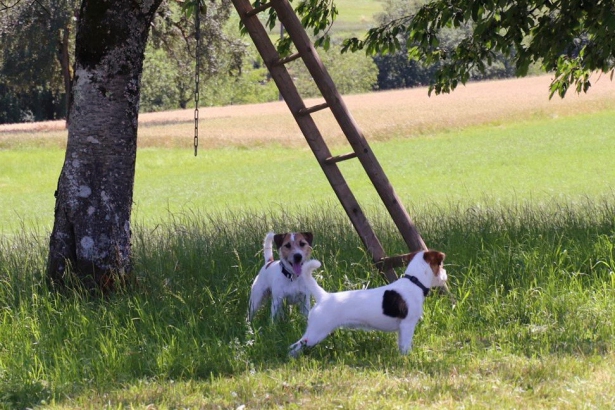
[[273, 233, 286, 249], [301, 232, 314, 246], [423, 250, 446, 266]]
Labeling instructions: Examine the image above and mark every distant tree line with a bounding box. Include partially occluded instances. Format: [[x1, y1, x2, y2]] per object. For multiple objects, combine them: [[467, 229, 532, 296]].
[[0, 0, 75, 123], [0, 0, 519, 124]]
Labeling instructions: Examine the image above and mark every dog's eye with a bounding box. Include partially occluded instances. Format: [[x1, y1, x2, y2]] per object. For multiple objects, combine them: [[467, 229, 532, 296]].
[[284, 243, 291, 249], [300, 241, 307, 247]]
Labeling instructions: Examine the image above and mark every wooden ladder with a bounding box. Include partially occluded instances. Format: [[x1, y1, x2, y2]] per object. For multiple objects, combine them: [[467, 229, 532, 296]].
[[231, 0, 427, 282]]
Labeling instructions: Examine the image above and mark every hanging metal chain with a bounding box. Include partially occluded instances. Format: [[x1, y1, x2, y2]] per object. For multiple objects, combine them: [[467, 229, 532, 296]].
[[194, 1, 201, 157]]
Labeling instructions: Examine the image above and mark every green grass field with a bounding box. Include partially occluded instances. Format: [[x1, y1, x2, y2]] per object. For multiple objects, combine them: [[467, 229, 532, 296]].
[[2, 109, 614, 234], [1, 191, 615, 408], [329, 0, 383, 36], [249, 0, 383, 41]]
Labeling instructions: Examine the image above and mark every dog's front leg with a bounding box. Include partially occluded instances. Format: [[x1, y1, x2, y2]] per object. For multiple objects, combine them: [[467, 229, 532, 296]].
[[299, 293, 310, 317], [397, 319, 419, 354], [271, 297, 285, 320]]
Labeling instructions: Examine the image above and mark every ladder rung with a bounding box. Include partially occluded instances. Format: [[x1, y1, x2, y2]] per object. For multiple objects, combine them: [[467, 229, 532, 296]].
[[324, 152, 357, 164], [246, 2, 272, 16], [298, 102, 329, 116], [273, 52, 301, 66], [375, 252, 419, 272]]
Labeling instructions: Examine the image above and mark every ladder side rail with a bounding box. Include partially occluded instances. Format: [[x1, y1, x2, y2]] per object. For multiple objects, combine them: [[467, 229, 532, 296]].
[[231, 0, 398, 281], [271, 0, 427, 252]]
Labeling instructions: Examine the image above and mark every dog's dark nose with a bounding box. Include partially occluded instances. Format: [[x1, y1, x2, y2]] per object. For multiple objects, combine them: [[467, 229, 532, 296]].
[[293, 253, 303, 263]]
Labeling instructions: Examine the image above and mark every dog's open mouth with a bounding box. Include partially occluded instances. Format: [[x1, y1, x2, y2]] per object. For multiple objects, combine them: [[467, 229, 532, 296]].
[[292, 262, 302, 276]]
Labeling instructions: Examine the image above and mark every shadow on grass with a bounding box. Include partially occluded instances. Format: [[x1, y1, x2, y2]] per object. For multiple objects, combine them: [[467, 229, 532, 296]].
[[2, 198, 615, 408]]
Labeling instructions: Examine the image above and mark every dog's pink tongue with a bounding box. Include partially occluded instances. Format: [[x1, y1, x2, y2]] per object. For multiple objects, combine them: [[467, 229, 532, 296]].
[[293, 263, 302, 276]]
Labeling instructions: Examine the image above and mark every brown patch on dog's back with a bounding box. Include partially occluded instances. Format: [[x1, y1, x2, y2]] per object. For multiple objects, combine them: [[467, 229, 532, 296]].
[[382, 290, 408, 319]]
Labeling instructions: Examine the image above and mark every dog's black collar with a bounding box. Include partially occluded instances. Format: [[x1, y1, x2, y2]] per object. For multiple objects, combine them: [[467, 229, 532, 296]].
[[281, 264, 295, 281], [404, 275, 430, 297]]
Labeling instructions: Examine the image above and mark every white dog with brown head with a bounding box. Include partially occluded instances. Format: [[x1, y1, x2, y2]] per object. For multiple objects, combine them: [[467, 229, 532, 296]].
[[249, 232, 314, 321], [289, 250, 447, 356]]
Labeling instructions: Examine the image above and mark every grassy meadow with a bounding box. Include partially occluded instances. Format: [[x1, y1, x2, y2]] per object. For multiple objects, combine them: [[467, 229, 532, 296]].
[[318, 0, 383, 37], [1, 75, 615, 408], [2, 75, 615, 233], [246, 0, 383, 39]]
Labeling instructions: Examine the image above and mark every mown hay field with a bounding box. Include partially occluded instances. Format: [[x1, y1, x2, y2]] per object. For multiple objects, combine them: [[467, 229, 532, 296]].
[[2, 74, 615, 150]]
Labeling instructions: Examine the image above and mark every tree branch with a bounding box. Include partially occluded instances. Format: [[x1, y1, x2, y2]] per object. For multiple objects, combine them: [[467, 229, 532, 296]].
[[0, 0, 22, 12], [31, 0, 51, 16], [0, 0, 50, 15]]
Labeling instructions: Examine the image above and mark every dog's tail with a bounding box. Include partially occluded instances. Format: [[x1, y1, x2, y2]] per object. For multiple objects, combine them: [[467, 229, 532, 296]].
[[301, 259, 327, 302], [263, 232, 275, 264]]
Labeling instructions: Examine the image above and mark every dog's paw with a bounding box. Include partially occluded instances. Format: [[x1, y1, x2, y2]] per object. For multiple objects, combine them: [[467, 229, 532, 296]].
[[302, 259, 321, 275], [288, 341, 304, 358]]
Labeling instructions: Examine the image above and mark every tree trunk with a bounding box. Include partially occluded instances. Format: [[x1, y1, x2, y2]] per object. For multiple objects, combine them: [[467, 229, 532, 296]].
[[47, 0, 163, 291], [57, 26, 72, 125]]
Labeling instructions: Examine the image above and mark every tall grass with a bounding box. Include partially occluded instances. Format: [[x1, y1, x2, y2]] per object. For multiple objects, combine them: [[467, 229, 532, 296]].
[[0, 197, 614, 408]]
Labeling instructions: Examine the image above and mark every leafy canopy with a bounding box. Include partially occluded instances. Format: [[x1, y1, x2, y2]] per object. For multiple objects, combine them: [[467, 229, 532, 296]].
[[339, 0, 615, 98], [217, 0, 614, 98]]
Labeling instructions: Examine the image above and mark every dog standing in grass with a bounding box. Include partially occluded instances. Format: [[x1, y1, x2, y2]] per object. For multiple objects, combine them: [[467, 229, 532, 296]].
[[249, 232, 314, 321], [289, 250, 447, 356]]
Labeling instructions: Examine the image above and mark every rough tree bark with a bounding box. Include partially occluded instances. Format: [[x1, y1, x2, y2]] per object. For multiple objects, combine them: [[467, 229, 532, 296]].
[[47, 0, 163, 291]]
